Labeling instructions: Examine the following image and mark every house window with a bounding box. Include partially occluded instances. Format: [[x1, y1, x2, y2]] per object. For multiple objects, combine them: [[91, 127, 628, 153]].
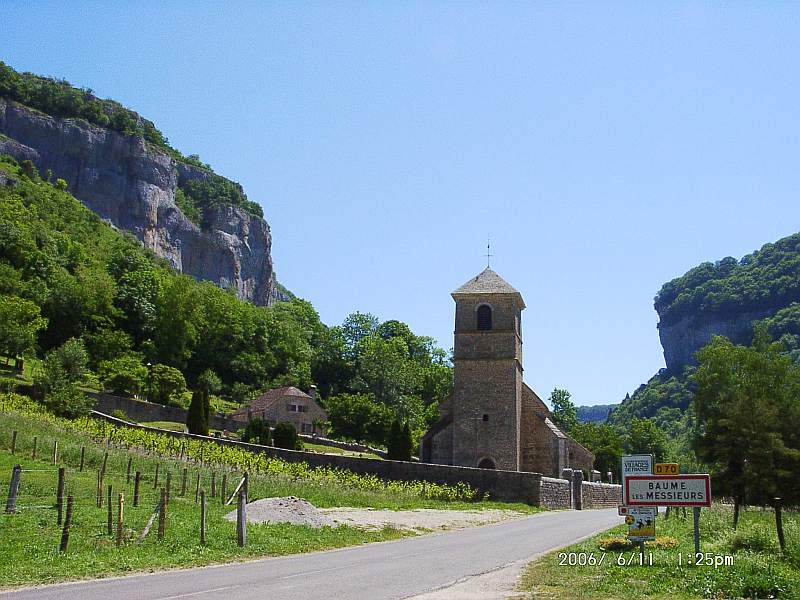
[[287, 403, 308, 413], [477, 305, 492, 330], [301, 423, 313, 433]]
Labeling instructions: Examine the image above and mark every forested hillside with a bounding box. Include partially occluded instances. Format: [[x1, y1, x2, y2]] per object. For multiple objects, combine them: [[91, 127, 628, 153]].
[[0, 155, 451, 445]]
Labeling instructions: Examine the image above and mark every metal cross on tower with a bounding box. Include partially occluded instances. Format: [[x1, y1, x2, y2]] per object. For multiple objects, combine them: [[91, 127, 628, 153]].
[[485, 236, 493, 267]]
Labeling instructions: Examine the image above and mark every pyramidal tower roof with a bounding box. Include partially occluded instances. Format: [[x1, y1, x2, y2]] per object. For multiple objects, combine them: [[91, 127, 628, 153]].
[[452, 267, 525, 307]]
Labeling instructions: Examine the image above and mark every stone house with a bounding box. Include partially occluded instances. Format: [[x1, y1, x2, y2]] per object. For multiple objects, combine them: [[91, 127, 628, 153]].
[[420, 267, 594, 477], [230, 385, 327, 435]]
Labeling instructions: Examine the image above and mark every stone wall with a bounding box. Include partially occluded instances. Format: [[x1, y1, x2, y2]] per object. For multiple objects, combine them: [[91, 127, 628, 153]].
[[92, 411, 544, 505], [90, 393, 241, 432], [539, 476, 571, 509], [581, 481, 622, 508]]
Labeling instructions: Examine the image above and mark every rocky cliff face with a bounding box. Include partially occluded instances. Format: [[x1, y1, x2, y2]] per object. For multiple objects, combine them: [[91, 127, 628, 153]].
[[657, 307, 776, 371], [0, 98, 283, 305]]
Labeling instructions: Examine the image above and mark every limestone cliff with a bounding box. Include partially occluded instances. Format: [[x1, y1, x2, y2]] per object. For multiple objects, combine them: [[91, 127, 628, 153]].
[[0, 97, 284, 305], [657, 307, 777, 371]]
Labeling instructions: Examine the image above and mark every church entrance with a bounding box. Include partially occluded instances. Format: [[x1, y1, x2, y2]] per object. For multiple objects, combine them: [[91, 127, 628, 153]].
[[477, 457, 496, 470]]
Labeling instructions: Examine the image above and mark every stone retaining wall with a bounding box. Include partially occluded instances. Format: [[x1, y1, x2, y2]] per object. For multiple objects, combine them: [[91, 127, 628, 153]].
[[582, 481, 622, 508], [539, 476, 571, 509]]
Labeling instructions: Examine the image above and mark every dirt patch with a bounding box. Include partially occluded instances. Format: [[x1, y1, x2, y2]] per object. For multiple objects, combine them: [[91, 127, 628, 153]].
[[229, 497, 527, 532], [225, 496, 337, 528], [321, 507, 525, 532]]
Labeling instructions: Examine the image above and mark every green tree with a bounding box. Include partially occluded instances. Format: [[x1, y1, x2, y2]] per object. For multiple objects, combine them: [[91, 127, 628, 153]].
[[186, 389, 210, 436], [624, 418, 668, 462], [324, 393, 393, 446], [571, 422, 624, 482], [273, 422, 301, 449], [242, 418, 272, 446], [151, 364, 188, 405], [34, 338, 91, 418], [549, 388, 578, 433], [98, 354, 147, 397], [0, 294, 47, 368], [693, 327, 800, 509]]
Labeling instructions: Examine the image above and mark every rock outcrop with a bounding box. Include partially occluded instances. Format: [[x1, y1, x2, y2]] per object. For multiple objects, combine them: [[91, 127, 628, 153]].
[[0, 97, 284, 305], [657, 308, 775, 371]]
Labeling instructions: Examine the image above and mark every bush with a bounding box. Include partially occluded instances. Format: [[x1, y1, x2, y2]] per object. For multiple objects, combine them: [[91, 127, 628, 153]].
[[242, 418, 272, 446], [98, 354, 146, 396], [273, 422, 301, 450], [43, 381, 92, 418], [151, 364, 187, 405], [729, 523, 778, 554], [598, 536, 632, 551], [111, 409, 128, 420], [186, 389, 209, 436]]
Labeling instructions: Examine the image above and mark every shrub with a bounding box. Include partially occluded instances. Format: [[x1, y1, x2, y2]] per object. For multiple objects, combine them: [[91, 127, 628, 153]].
[[729, 523, 778, 553], [43, 382, 92, 418], [186, 389, 209, 436], [111, 409, 128, 420], [242, 418, 272, 446], [151, 363, 187, 405], [98, 354, 146, 396], [598, 536, 632, 551], [273, 422, 301, 449]]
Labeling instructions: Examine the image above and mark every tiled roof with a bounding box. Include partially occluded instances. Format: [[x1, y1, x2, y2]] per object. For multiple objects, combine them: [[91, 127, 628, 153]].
[[231, 386, 311, 418], [452, 267, 520, 295]]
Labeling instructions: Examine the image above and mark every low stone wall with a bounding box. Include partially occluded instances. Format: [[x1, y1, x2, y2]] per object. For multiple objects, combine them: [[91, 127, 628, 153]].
[[302, 435, 388, 459], [581, 481, 622, 508], [539, 476, 571, 509], [90, 393, 242, 432], [92, 411, 544, 505]]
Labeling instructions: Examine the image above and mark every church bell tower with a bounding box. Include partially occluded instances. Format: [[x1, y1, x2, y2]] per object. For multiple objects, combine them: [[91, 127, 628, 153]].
[[450, 267, 525, 470]]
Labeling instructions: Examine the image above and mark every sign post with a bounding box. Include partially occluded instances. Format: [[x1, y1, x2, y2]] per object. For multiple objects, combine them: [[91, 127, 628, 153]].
[[621, 454, 653, 502]]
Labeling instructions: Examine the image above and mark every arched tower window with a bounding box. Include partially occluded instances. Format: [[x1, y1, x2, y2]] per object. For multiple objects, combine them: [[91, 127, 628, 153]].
[[476, 304, 492, 331]]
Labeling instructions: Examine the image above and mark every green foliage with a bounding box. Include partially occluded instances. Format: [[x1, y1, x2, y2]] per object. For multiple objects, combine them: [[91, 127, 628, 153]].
[[655, 232, 800, 327], [0, 294, 47, 359], [386, 419, 414, 461], [548, 388, 577, 433], [570, 422, 623, 481], [273, 422, 301, 450], [150, 363, 187, 405], [693, 327, 800, 506], [186, 389, 209, 436], [242, 417, 272, 446], [98, 354, 147, 397], [180, 175, 263, 222], [324, 393, 394, 447], [624, 417, 668, 461], [33, 338, 91, 418]]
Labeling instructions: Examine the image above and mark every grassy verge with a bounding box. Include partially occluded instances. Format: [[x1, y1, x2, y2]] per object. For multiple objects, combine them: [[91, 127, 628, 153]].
[[517, 503, 799, 600], [303, 441, 384, 460], [0, 396, 539, 588]]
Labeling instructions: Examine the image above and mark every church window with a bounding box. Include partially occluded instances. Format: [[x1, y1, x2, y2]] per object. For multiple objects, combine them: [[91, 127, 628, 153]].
[[482, 414, 489, 422], [477, 457, 496, 469], [476, 305, 492, 330]]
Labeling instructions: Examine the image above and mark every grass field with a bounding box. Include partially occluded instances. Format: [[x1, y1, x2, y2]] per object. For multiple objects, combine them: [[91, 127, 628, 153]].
[[518, 503, 799, 600], [303, 441, 384, 459], [0, 395, 539, 588]]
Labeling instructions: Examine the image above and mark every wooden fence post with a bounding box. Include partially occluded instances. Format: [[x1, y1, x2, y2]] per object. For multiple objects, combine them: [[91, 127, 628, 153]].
[[96, 469, 103, 508], [134, 471, 141, 507], [10, 430, 16, 454], [32, 436, 37, 460], [153, 463, 160, 489], [157, 488, 167, 540], [79, 446, 85, 472], [107, 485, 113, 535], [5, 465, 21, 514], [236, 487, 247, 547], [116, 493, 124, 547], [100, 451, 108, 484], [774, 498, 786, 554], [166, 472, 172, 505], [52, 440, 58, 465], [195, 472, 201, 503], [181, 468, 187, 497], [200, 489, 206, 545], [56, 467, 65, 525], [59, 495, 74, 552], [220, 474, 227, 505], [126, 457, 132, 483], [211, 472, 216, 498]]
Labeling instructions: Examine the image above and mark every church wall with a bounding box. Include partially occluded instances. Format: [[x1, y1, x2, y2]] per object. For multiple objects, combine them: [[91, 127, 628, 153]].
[[452, 359, 521, 470], [425, 421, 454, 465]]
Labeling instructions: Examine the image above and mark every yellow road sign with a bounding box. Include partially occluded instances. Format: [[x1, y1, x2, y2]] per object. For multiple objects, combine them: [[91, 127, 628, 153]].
[[654, 463, 679, 476]]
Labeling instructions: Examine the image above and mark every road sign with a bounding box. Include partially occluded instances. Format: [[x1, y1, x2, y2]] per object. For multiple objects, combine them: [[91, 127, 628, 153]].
[[626, 507, 657, 541], [618, 505, 628, 516], [625, 474, 711, 507], [621, 454, 653, 500], [655, 463, 679, 476]]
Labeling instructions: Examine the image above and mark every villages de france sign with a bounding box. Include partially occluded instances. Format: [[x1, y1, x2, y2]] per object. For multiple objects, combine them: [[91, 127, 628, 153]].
[[625, 474, 711, 507]]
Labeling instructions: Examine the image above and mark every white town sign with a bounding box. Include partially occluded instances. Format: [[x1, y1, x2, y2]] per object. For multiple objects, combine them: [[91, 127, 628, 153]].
[[625, 474, 711, 507]]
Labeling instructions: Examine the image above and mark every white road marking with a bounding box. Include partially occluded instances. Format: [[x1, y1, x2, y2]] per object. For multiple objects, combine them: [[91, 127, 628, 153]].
[[156, 585, 241, 599]]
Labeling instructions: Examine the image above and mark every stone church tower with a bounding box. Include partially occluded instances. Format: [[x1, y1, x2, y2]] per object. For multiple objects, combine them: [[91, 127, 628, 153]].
[[421, 267, 594, 477]]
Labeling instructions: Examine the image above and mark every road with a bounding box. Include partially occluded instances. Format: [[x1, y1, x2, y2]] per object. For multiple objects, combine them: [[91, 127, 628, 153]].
[[1, 508, 618, 600]]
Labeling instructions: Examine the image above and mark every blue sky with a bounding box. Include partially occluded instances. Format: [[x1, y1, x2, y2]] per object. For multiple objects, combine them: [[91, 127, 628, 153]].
[[4, 2, 800, 407]]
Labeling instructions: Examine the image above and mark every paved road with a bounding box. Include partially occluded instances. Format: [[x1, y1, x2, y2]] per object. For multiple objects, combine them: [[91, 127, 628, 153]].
[[1, 508, 618, 600]]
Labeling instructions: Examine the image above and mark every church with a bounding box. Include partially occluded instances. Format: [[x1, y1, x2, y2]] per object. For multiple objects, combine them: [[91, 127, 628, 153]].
[[420, 267, 594, 478]]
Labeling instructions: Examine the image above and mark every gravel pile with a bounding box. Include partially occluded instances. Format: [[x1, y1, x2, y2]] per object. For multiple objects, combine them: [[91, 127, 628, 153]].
[[225, 496, 339, 529]]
